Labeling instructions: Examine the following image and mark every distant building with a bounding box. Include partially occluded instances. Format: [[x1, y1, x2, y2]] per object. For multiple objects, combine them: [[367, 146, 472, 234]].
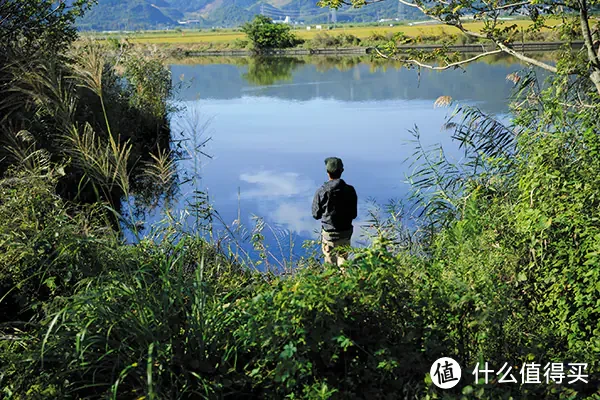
[[177, 20, 201, 25], [273, 16, 291, 24]]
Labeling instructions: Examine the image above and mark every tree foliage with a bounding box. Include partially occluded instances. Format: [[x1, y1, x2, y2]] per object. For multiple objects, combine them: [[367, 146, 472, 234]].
[[0, 0, 94, 56], [241, 15, 299, 51], [242, 57, 306, 85]]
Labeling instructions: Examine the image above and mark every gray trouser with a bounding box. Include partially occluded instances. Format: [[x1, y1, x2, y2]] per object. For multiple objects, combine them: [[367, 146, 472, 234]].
[[321, 230, 352, 266]]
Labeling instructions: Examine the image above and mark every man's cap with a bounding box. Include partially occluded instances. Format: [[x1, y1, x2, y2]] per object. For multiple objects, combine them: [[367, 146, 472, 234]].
[[325, 157, 344, 174]]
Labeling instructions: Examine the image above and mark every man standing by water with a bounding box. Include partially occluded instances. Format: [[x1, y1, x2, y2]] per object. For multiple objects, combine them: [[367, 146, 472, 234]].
[[312, 157, 358, 266]]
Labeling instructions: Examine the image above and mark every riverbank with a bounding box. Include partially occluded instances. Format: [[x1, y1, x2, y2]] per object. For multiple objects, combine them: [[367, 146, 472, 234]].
[[176, 40, 584, 57]]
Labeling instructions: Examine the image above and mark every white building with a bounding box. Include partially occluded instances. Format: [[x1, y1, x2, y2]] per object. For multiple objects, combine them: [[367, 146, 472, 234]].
[[273, 16, 291, 24]]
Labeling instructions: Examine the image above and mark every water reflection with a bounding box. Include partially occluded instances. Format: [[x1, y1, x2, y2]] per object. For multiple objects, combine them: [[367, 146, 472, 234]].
[[242, 57, 306, 86], [240, 171, 313, 199], [173, 55, 548, 114], [157, 56, 543, 259]]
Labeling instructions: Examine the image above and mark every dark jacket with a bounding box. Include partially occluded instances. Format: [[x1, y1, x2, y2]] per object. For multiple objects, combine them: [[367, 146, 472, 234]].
[[312, 178, 357, 235]]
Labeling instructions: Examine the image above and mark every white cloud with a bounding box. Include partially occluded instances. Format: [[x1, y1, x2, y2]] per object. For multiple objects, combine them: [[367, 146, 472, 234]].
[[239, 170, 313, 199], [269, 200, 320, 236]]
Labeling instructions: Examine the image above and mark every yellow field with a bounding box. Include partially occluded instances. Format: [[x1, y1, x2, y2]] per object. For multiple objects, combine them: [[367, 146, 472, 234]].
[[88, 19, 553, 45]]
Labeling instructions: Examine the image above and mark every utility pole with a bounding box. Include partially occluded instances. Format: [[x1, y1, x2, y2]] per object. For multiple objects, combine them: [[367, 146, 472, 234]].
[[398, 0, 408, 20]]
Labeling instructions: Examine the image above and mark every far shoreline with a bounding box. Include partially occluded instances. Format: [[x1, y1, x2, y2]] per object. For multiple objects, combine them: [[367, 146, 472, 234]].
[[172, 41, 584, 58]]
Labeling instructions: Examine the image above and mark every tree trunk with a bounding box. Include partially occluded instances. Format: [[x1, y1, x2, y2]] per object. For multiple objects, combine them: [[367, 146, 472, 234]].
[[579, 0, 600, 96], [591, 70, 600, 97]]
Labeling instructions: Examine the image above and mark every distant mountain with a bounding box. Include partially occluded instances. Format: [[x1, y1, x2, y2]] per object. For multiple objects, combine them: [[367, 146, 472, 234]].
[[77, 0, 184, 30], [76, 0, 425, 31]]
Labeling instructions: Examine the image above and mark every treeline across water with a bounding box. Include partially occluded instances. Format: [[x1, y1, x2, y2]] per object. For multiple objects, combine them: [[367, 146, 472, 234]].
[[1, 1, 600, 399]]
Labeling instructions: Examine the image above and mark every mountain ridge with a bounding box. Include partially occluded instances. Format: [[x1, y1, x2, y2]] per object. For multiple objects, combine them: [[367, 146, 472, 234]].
[[76, 0, 424, 31]]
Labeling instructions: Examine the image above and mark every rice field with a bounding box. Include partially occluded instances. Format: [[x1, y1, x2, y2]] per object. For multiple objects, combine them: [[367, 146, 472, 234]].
[[84, 19, 555, 45]]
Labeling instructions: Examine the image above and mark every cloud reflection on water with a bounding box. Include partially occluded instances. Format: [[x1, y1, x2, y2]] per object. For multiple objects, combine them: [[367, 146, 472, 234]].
[[239, 170, 313, 199], [238, 169, 375, 247], [269, 201, 320, 236], [239, 170, 319, 237]]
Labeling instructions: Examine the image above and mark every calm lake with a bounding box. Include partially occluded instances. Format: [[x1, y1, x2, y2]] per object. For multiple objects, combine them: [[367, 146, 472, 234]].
[[133, 56, 538, 264]]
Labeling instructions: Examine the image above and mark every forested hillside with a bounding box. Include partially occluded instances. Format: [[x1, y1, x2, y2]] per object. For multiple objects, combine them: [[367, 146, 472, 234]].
[[75, 0, 425, 30]]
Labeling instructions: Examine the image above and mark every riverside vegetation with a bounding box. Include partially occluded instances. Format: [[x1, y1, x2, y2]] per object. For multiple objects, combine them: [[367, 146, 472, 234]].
[[2, 1, 600, 399]]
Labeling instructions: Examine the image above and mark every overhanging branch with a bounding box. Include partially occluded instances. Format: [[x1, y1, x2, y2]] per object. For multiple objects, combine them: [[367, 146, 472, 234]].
[[397, 0, 559, 73], [375, 47, 503, 70], [495, 42, 558, 73]]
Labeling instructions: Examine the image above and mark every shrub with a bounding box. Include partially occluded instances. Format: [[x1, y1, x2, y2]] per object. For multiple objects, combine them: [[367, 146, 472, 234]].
[[307, 33, 361, 48], [241, 15, 299, 51], [0, 168, 119, 322], [512, 101, 600, 369], [0, 168, 252, 399], [361, 31, 412, 48], [228, 245, 427, 398], [232, 38, 250, 49]]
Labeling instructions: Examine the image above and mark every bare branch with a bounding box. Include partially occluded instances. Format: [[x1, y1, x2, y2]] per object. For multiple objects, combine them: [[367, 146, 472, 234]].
[[398, 0, 488, 38], [489, 1, 532, 12], [495, 42, 558, 72], [559, 101, 600, 109], [397, 0, 533, 16], [397, 0, 420, 9], [375, 47, 503, 70], [397, 0, 559, 73]]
